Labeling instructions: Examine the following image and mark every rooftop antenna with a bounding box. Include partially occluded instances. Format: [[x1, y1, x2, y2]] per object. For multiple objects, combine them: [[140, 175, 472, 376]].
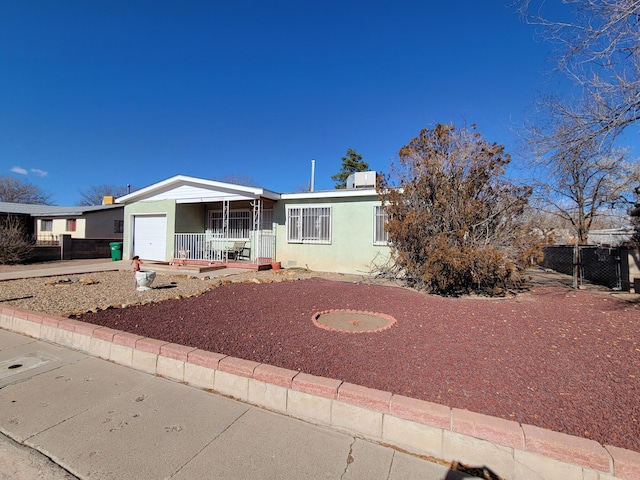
[[310, 159, 315, 192]]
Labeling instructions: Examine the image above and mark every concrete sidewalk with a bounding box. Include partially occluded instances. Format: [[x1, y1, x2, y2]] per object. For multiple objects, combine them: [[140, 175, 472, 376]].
[[0, 259, 242, 281], [0, 329, 462, 480], [0, 259, 127, 281]]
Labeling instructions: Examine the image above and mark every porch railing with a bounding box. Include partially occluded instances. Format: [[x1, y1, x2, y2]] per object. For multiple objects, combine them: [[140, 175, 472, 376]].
[[174, 232, 275, 264], [34, 234, 60, 246]]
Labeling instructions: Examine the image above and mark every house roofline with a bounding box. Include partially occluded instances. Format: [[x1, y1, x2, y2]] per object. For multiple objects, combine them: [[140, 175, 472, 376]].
[[0, 202, 122, 217], [112, 174, 388, 205], [116, 174, 281, 203], [280, 188, 379, 200]]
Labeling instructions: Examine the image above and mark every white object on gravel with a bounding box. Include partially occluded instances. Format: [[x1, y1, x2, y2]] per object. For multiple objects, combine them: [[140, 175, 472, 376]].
[[135, 271, 157, 291]]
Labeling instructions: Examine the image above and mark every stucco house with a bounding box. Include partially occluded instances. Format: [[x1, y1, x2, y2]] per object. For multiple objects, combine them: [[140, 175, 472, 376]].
[[115, 174, 390, 274], [0, 201, 124, 243]]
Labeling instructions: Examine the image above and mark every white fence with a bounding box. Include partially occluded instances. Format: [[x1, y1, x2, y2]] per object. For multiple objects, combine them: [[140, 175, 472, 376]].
[[173, 232, 275, 263]]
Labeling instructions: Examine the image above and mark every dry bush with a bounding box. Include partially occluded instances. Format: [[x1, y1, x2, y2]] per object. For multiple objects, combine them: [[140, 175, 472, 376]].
[[0, 215, 34, 264], [378, 124, 544, 296]]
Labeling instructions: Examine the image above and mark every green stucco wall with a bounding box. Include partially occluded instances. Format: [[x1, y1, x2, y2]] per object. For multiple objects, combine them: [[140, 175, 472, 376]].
[[274, 195, 390, 275], [123, 199, 176, 261], [175, 203, 206, 233]]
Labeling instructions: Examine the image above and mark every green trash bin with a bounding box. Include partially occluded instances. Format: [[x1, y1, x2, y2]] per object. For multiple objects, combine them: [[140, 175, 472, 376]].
[[109, 242, 123, 261]]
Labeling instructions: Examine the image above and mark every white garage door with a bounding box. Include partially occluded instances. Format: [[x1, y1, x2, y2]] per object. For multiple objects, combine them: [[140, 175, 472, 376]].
[[133, 215, 167, 261]]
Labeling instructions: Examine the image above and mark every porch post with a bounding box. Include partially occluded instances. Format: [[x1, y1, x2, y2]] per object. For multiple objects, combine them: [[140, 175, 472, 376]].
[[222, 199, 229, 239], [252, 199, 262, 263]]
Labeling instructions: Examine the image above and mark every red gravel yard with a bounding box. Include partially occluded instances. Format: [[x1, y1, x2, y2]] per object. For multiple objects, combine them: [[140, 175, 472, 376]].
[[76, 278, 640, 452]]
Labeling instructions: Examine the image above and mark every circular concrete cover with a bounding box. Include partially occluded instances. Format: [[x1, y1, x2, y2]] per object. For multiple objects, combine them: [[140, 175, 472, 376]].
[[312, 309, 396, 333]]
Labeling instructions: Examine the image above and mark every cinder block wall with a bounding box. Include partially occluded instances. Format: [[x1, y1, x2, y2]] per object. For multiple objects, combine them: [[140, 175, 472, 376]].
[[29, 236, 113, 262]]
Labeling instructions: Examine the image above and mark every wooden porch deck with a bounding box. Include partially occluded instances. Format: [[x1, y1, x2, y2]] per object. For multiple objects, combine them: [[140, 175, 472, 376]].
[[160, 257, 276, 274]]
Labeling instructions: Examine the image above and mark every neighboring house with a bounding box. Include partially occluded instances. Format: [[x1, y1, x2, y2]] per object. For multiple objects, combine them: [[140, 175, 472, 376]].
[[0, 202, 34, 237], [587, 227, 635, 246], [33, 205, 124, 243], [116, 174, 390, 274], [0, 201, 125, 243]]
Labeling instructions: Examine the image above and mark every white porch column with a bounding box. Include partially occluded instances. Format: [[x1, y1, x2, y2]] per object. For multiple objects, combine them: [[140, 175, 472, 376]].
[[251, 199, 262, 262], [222, 199, 229, 239]]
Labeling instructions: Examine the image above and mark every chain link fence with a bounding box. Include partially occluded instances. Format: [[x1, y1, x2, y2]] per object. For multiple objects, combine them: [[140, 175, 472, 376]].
[[542, 245, 623, 290]]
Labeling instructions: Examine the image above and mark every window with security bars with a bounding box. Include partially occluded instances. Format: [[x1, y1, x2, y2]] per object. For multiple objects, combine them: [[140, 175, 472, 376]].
[[287, 206, 331, 244], [66, 219, 76, 232], [373, 205, 388, 245], [209, 210, 251, 239]]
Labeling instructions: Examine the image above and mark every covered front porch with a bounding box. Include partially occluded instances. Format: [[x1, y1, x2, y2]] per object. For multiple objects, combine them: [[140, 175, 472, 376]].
[[118, 175, 282, 268], [172, 191, 278, 270], [172, 230, 276, 270]]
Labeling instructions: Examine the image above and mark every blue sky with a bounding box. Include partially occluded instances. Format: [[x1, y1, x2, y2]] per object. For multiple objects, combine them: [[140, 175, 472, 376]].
[[1, 1, 570, 205]]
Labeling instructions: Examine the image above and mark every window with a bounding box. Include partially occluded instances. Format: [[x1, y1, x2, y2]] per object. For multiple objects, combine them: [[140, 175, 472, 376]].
[[66, 219, 76, 232], [373, 205, 388, 245], [209, 210, 251, 239], [114, 220, 124, 234], [41, 219, 53, 231], [287, 205, 331, 244]]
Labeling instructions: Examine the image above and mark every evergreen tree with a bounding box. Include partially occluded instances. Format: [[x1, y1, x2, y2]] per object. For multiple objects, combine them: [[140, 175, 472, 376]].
[[332, 149, 369, 189]]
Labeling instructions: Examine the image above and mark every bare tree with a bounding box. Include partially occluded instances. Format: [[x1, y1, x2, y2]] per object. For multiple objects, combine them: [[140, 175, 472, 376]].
[[522, 203, 563, 243], [527, 122, 638, 243], [0, 215, 34, 264], [518, 0, 640, 149], [517, 1, 640, 240], [77, 185, 131, 206], [378, 124, 543, 296], [0, 176, 52, 204]]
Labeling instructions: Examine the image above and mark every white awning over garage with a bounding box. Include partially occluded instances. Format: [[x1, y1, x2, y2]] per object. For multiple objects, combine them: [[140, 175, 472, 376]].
[[133, 215, 167, 261]]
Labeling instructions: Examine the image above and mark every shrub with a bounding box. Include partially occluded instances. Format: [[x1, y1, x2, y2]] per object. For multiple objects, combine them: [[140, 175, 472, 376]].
[[378, 124, 544, 296], [0, 215, 34, 264]]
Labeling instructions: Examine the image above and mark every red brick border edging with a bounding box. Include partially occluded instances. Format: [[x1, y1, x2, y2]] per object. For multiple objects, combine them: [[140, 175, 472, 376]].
[[2, 304, 640, 480]]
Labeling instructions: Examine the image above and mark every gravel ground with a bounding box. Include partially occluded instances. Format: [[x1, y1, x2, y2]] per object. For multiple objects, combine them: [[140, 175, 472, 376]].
[[0, 268, 355, 316], [1, 266, 639, 452]]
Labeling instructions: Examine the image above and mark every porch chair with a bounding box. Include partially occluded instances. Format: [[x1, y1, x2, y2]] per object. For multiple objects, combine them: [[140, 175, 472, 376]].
[[226, 241, 247, 260]]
